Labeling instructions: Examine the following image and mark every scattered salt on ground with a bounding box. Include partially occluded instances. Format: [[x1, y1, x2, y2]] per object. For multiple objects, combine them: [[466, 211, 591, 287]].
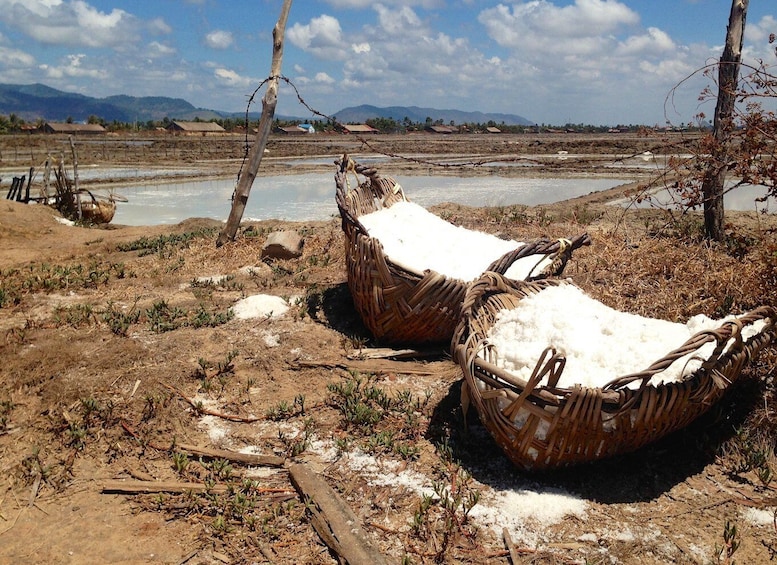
[[487, 283, 767, 390], [742, 507, 777, 527], [359, 200, 553, 281], [195, 275, 229, 285], [261, 330, 281, 347], [195, 411, 589, 547], [470, 486, 587, 547], [232, 294, 289, 320]]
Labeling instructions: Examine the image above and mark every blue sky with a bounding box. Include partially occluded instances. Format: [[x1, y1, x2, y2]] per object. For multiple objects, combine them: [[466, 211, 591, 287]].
[[0, 1, 774, 126]]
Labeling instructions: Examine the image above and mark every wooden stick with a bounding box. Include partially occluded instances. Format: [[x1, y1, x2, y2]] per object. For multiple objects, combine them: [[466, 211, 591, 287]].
[[176, 443, 285, 468], [217, 0, 292, 246], [293, 359, 438, 376], [347, 347, 444, 360], [164, 384, 263, 423], [288, 463, 389, 565], [503, 527, 519, 564], [102, 480, 229, 495]]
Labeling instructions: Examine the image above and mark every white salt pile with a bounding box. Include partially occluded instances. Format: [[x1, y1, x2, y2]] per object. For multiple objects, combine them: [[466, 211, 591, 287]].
[[487, 284, 767, 390], [358, 200, 553, 281], [232, 294, 289, 320]]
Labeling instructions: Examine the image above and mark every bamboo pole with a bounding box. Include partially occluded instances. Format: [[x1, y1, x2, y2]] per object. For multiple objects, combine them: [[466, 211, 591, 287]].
[[216, 0, 293, 247]]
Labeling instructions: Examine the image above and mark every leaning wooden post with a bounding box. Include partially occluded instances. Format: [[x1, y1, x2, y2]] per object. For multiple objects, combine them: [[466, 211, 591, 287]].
[[701, 0, 748, 241], [69, 135, 82, 220], [216, 0, 292, 247]]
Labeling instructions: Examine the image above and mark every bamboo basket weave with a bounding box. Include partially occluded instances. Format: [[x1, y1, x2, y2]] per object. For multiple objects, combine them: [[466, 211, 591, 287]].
[[452, 272, 777, 471], [335, 155, 591, 345]]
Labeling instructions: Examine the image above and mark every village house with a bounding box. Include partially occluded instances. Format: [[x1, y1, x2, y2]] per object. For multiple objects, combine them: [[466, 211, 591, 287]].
[[341, 124, 379, 134], [425, 125, 457, 134], [166, 120, 226, 136], [39, 122, 106, 135]]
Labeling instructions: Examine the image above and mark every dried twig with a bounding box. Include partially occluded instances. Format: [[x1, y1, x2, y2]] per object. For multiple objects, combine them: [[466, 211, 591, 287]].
[[164, 384, 263, 423]]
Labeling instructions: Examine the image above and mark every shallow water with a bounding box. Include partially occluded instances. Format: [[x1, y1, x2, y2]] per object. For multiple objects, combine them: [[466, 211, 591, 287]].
[[111, 174, 633, 226], [614, 183, 777, 214]]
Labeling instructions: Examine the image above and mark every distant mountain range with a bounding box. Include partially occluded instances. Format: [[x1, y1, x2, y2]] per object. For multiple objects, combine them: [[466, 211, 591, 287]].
[[332, 104, 533, 126], [0, 83, 534, 126]]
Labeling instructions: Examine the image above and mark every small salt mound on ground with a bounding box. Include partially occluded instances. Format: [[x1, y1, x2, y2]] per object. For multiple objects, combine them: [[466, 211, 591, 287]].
[[359, 201, 553, 281], [232, 294, 289, 320], [487, 284, 766, 390]]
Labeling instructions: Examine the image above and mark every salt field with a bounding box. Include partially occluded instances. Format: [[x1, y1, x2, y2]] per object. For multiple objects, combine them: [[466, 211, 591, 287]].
[[111, 174, 633, 226]]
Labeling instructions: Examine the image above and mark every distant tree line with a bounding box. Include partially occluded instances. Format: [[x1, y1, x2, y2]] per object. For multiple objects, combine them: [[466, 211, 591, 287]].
[[0, 111, 710, 135]]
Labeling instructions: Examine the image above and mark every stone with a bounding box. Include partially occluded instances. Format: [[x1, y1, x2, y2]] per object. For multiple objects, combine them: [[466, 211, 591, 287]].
[[261, 230, 304, 259]]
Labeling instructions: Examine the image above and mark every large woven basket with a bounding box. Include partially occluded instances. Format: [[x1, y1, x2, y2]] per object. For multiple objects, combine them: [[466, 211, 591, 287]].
[[452, 272, 777, 471], [334, 155, 591, 345]]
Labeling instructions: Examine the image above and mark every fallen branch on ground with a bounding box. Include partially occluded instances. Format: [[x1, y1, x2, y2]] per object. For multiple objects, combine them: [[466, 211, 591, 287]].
[[288, 462, 389, 565], [163, 384, 264, 423]]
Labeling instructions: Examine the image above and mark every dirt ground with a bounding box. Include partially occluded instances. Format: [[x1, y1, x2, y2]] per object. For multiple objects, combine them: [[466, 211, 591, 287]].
[[1, 132, 776, 565]]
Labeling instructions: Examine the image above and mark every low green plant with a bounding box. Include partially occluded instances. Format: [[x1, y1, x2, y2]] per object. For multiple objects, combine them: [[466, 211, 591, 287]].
[[409, 442, 481, 560], [117, 227, 217, 257], [0, 262, 127, 307], [714, 519, 741, 564], [146, 299, 187, 333], [172, 452, 190, 475], [194, 350, 239, 393], [326, 373, 428, 460], [0, 400, 15, 431], [54, 303, 97, 328], [102, 301, 141, 336], [722, 426, 775, 488], [189, 304, 234, 328]]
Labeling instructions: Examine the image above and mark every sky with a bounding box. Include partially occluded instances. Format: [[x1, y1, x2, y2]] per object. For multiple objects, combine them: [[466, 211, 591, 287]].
[[0, 0, 775, 126]]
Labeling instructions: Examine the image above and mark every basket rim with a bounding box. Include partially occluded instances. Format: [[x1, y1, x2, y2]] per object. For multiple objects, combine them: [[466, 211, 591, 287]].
[[334, 154, 592, 283], [453, 271, 777, 400]]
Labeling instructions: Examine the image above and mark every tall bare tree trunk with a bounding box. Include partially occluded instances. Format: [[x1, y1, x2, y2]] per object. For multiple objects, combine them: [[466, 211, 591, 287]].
[[702, 0, 748, 241], [216, 0, 293, 247]]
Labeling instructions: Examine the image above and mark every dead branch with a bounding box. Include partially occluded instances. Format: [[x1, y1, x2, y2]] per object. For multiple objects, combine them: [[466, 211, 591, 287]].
[[288, 463, 389, 565], [217, 0, 292, 246], [163, 384, 263, 423], [101, 480, 229, 495], [176, 443, 285, 468]]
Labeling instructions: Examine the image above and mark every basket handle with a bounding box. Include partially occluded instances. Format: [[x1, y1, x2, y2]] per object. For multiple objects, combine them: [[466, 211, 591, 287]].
[[502, 346, 566, 420], [485, 233, 591, 280]]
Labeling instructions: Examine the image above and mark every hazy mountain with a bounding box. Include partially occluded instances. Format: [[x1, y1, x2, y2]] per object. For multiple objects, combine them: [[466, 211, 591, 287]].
[[0, 83, 534, 126], [0, 83, 227, 123], [332, 104, 534, 126]]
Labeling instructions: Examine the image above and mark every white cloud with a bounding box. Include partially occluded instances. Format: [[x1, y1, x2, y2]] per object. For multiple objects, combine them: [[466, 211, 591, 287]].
[[205, 29, 234, 50], [214, 67, 253, 89], [39, 53, 107, 79], [324, 0, 442, 8], [352, 42, 370, 54], [478, 0, 639, 53], [148, 17, 172, 36], [147, 41, 176, 57], [374, 4, 422, 35], [0, 34, 35, 67], [0, 0, 140, 48], [287, 14, 349, 60], [617, 27, 675, 56], [313, 71, 335, 84]]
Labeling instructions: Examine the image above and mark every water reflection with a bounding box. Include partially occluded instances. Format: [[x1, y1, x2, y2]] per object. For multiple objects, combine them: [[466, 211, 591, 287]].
[[112, 174, 634, 226]]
